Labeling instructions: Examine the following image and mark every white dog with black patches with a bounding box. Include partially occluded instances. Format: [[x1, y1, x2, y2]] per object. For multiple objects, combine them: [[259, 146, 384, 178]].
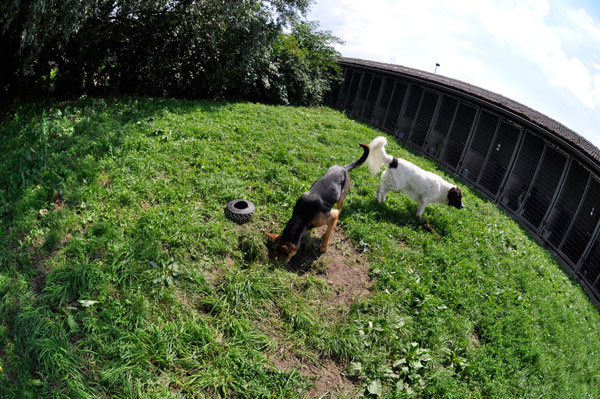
[[366, 136, 464, 218]]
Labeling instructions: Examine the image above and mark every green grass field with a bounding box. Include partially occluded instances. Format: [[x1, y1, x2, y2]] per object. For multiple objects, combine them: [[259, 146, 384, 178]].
[[1, 97, 600, 398]]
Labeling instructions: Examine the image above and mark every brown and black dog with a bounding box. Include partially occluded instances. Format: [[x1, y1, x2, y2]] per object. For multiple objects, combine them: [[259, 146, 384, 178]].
[[267, 143, 369, 264]]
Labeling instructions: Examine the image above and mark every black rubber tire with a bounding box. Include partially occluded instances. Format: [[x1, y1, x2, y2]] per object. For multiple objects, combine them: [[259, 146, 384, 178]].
[[225, 199, 255, 224]]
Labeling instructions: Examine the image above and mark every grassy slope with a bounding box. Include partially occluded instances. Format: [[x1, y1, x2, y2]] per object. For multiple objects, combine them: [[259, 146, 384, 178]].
[[1, 97, 599, 398]]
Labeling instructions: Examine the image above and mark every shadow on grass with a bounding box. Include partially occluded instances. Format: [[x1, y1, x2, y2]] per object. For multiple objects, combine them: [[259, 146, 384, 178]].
[[1, 98, 227, 217], [2, 97, 231, 256], [0, 97, 233, 397], [284, 235, 325, 275], [342, 196, 454, 238], [1, 96, 234, 284], [265, 231, 325, 275]]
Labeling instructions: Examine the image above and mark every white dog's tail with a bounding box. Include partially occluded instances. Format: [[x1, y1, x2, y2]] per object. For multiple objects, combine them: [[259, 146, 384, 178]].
[[366, 136, 394, 175]]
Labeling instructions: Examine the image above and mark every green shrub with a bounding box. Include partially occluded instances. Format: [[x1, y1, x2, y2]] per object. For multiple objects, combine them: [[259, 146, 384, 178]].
[[1, 0, 341, 106]]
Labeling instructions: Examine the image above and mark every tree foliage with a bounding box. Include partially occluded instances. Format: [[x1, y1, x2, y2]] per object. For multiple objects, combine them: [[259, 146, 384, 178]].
[[266, 21, 343, 105], [0, 0, 342, 105]]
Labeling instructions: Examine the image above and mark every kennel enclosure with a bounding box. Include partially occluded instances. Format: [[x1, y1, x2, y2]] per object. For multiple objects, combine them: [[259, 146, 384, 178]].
[[326, 58, 600, 306]]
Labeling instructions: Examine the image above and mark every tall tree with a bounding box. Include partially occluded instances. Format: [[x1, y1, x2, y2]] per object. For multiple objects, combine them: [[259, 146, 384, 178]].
[[1, 0, 341, 105], [1, 0, 92, 96]]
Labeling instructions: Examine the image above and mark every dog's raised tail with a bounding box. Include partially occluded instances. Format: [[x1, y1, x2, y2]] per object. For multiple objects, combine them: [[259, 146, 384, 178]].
[[366, 136, 394, 175], [344, 142, 370, 171]]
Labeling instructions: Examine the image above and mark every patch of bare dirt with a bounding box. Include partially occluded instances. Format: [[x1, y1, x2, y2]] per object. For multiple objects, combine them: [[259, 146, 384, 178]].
[[32, 269, 47, 295], [270, 346, 357, 398], [287, 225, 372, 311], [266, 225, 371, 398], [202, 256, 232, 286], [422, 223, 435, 234], [53, 194, 65, 211], [29, 231, 73, 294], [261, 314, 357, 399], [306, 357, 357, 399], [470, 332, 482, 348], [471, 325, 483, 348]]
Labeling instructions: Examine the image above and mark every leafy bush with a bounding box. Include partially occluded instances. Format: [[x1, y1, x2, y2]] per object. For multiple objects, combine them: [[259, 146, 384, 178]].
[[1, 0, 342, 105], [258, 21, 343, 105]]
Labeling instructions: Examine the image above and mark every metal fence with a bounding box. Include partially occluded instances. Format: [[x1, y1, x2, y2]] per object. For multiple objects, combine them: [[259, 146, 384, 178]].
[[326, 58, 600, 306]]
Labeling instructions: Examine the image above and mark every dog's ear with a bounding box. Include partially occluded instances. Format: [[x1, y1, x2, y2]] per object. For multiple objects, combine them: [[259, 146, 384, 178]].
[[448, 187, 464, 210], [278, 242, 298, 264], [266, 233, 281, 242]]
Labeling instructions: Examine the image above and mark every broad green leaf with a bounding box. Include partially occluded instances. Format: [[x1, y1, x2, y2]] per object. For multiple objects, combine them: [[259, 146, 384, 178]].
[[366, 379, 382, 396], [346, 361, 362, 377]]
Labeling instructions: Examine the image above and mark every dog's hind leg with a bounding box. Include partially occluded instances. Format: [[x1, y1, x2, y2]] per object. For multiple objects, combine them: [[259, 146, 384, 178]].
[[319, 209, 340, 253], [336, 178, 351, 211]]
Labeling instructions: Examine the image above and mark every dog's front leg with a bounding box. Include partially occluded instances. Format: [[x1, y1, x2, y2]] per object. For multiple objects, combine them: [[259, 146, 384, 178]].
[[320, 209, 340, 253], [376, 184, 390, 203], [416, 203, 427, 219]]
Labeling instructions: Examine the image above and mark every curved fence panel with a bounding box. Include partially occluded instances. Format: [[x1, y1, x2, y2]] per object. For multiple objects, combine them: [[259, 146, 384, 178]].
[[327, 58, 600, 306]]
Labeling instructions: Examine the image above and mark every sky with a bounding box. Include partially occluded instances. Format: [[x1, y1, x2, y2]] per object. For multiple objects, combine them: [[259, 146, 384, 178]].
[[307, 0, 600, 148]]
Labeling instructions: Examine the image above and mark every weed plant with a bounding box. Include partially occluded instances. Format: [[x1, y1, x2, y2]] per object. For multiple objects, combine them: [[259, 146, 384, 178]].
[[1, 97, 600, 398]]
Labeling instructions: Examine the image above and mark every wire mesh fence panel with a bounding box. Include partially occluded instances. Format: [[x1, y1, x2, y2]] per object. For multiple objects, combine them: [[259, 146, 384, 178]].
[[335, 68, 354, 109], [343, 71, 362, 113], [409, 90, 439, 150], [561, 177, 600, 265], [499, 131, 545, 212], [362, 75, 382, 121], [383, 82, 408, 132], [542, 160, 589, 250], [424, 95, 458, 160], [521, 146, 567, 230], [579, 236, 600, 294], [324, 79, 340, 106], [442, 103, 477, 170], [477, 120, 521, 197], [397, 85, 423, 142], [372, 77, 395, 127], [460, 110, 499, 183], [352, 73, 372, 117]]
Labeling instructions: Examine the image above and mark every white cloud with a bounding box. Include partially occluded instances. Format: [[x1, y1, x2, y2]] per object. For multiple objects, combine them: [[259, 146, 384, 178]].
[[463, 0, 600, 110], [308, 0, 600, 146], [569, 8, 600, 40]]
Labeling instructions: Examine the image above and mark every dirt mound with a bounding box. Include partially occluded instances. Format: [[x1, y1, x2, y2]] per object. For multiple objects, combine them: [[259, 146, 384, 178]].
[[270, 348, 357, 398], [271, 225, 372, 398], [287, 226, 372, 303]]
